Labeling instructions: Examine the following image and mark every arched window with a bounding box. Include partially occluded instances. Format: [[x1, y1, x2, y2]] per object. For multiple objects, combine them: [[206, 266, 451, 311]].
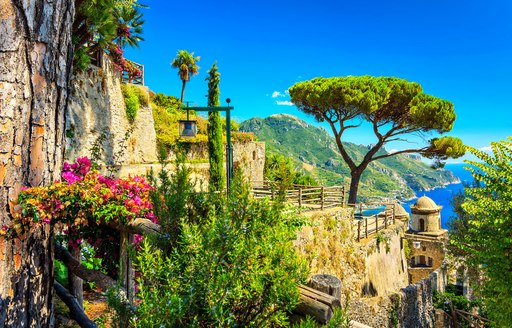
[[419, 218, 425, 231]]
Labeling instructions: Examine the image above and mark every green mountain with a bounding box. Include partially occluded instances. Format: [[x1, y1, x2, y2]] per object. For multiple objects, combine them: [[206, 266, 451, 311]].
[[240, 114, 459, 201]]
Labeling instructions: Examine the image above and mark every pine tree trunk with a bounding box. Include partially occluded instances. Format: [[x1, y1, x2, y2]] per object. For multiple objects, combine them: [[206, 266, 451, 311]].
[[0, 0, 74, 326], [348, 169, 363, 205]]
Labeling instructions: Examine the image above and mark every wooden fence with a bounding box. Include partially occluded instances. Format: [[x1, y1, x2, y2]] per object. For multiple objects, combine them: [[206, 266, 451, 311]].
[[349, 202, 397, 241], [121, 59, 144, 85], [251, 181, 345, 213]]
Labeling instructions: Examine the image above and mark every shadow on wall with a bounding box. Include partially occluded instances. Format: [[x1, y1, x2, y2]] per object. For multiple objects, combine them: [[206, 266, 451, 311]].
[[361, 281, 378, 297]]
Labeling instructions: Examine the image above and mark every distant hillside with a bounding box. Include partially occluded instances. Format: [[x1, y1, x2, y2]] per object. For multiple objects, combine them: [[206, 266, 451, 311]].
[[240, 114, 459, 201]]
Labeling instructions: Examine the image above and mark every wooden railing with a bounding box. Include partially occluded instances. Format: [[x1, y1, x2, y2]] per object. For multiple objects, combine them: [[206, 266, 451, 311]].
[[349, 202, 397, 241], [121, 59, 144, 85], [251, 181, 345, 213]]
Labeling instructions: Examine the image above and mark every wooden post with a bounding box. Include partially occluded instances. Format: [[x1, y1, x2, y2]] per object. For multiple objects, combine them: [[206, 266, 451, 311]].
[[68, 246, 83, 309], [321, 186, 325, 210], [296, 286, 338, 323], [298, 188, 302, 214], [376, 215, 379, 232], [393, 204, 396, 224], [341, 186, 345, 207], [385, 212, 388, 229], [308, 274, 342, 304], [120, 232, 135, 303], [357, 220, 361, 242], [360, 203, 363, 217], [365, 217, 368, 238]]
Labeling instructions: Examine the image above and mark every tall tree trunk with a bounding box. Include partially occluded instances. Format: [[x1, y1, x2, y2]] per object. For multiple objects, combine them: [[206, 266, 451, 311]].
[[0, 0, 74, 326], [180, 80, 186, 103], [348, 169, 363, 205]]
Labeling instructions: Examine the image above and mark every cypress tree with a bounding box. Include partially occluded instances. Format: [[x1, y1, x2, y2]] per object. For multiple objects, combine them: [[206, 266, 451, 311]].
[[206, 63, 225, 191]]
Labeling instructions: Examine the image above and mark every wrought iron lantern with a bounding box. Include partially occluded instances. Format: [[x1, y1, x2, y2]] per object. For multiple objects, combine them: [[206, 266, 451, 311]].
[[179, 119, 197, 137]]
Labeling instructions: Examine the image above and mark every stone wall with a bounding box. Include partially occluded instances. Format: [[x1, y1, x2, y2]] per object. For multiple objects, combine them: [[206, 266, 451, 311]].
[[110, 141, 265, 190], [406, 234, 447, 284], [233, 141, 265, 184], [348, 265, 448, 328], [295, 209, 409, 301], [64, 55, 157, 165], [395, 266, 447, 328]]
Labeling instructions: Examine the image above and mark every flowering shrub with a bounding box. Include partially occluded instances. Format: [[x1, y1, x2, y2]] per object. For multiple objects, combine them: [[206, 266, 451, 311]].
[[109, 44, 142, 80], [1, 157, 155, 240]]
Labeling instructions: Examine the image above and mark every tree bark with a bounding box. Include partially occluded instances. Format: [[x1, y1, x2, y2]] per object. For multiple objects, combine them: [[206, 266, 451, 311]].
[[0, 0, 74, 326], [348, 169, 363, 204], [180, 79, 186, 102]]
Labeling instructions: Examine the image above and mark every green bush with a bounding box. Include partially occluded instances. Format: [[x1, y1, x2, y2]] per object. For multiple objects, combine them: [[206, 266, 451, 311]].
[[265, 153, 318, 189], [433, 285, 485, 328], [133, 156, 309, 327], [54, 260, 68, 286], [128, 85, 148, 107], [292, 307, 351, 328], [121, 84, 139, 122], [152, 92, 181, 112]]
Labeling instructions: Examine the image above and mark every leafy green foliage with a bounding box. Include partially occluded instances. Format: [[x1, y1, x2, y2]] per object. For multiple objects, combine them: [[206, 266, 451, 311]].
[[120, 84, 148, 122], [292, 307, 351, 328], [135, 157, 309, 327], [450, 138, 512, 327], [72, 0, 145, 73], [121, 84, 140, 122], [54, 260, 69, 287], [265, 153, 318, 189], [151, 98, 209, 150], [288, 76, 464, 202], [206, 63, 225, 192], [152, 92, 181, 112], [433, 285, 485, 328], [425, 136, 466, 168]]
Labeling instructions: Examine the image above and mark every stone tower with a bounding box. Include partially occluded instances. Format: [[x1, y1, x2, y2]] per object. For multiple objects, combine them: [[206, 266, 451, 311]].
[[410, 196, 447, 237], [405, 196, 448, 283]]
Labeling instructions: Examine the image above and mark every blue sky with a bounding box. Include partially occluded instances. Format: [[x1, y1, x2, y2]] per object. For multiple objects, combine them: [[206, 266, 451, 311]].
[[126, 0, 511, 160]]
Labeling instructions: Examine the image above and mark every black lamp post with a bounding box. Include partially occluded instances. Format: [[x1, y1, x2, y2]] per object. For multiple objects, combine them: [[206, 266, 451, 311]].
[[179, 99, 234, 190]]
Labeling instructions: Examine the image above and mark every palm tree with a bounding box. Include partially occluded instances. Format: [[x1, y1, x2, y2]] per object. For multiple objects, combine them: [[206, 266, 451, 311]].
[[113, 4, 145, 48], [171, 50, 200, 102]]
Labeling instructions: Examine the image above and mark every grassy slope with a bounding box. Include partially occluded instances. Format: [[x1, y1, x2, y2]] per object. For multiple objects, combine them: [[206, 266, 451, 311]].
[[240, 114, 458, 201]]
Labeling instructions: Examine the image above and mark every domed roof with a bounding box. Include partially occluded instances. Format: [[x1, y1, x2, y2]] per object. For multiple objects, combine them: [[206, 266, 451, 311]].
[[411, 196, 440, 211], [386, 202, 409, 218]]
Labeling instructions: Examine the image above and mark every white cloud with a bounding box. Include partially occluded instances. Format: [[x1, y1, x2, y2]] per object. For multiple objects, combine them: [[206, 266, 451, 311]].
[[284, 89, 290, 95], [276, 100, 294, 106], [479, 146, 492, 152], [271, 91, 282, 98]]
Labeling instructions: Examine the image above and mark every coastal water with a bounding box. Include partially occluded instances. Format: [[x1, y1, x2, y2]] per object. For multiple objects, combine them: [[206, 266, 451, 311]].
[[402, 163, 474, 229]]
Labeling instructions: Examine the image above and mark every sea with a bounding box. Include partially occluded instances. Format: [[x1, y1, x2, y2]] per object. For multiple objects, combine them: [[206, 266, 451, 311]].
[[402, 163, 474, 229]]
